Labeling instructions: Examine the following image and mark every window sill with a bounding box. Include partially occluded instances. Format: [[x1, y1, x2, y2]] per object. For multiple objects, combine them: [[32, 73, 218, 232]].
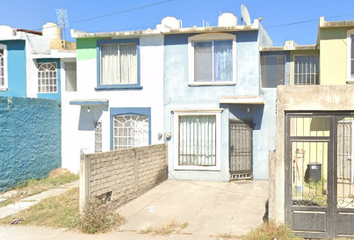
[[95, 85, 143, 91], [189, 82, 236, 86], [0, 87, 8, 91], [174, 165, 221, 171], [347, 80, 354, 84]]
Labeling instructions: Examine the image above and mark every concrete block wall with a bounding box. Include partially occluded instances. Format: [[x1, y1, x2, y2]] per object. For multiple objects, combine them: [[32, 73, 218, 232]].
[[80, 143, 168, 210], [0, 97, 61, 191]]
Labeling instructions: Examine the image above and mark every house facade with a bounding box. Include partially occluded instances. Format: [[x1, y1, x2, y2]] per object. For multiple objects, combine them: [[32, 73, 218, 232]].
[[163, 15, 275, 181], [268, 17, 354, 238], [64, 26, 165, 173]]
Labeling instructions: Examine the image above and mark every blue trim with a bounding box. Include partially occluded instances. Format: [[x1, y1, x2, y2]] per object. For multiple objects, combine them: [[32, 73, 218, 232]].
[[96, 38, 141, 90], [70, 100, 109, 106], [37, 59, 61, 101], [110, 107, 151, 150]]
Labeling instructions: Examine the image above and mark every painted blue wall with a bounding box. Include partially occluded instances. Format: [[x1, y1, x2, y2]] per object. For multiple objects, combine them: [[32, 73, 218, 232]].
[[37, 59, 61, 101], [0, 97, 61, 191], [164, 30, 275, 180], [0, 40, 27, 97]]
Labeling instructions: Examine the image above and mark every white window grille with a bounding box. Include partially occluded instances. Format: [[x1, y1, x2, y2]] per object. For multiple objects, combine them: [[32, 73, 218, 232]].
[[179, 115, 216, 166], [261, 55, 286, 88], [113, 115, 148, 150], [38, 62, 57, 93], [294, 55, 319, 85], [0, 45, 7, 89], [95, 121, 102, 153], [100, 43, 137, 85]]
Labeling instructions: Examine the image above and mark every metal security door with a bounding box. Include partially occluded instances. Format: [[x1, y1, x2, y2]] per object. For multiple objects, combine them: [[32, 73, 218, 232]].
[[285, 113, 354, 239], [229, 120, 253, 180]]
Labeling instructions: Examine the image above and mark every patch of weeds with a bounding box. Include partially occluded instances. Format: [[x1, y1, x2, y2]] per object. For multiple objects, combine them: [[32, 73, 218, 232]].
[[215, 233, 241, 240], [80, 199, 125, 234], [0, 187, 80, 229], [242, 221, 303, 240], [0, 168, 78, 208], [138, 220, 188, 235]]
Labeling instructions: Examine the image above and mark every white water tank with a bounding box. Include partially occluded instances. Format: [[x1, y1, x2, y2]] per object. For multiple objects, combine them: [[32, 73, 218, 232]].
[[0, 25, 16, 38], [218, 13, 238, 27], [161, 17, 181, 30], [42, 22, 62, 40]]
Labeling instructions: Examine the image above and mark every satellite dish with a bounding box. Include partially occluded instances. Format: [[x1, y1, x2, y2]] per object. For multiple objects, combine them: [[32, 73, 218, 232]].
[[241, 4, 251, 25]]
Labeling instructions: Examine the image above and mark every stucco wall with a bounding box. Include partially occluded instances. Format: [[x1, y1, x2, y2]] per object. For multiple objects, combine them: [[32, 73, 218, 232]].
[[164, 31, 274, 181], [0, 40, 27, 97], [319, 27, 352, 85], [0, 97, 61, 191], [62, 35, 165, 173], [272, 85, 354, 223], [80, 144, 167, 210]]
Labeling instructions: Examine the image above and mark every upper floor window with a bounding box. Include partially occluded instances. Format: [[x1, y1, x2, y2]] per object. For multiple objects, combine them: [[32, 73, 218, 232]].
[[98, 39, 140, 89], [261, 55, 286, 88], [188, 33, 236, 85], [347, 30, 354, 82], [294, 55, 319, 85], [0, 44, 8, 90], [38, 62, 58, 93]]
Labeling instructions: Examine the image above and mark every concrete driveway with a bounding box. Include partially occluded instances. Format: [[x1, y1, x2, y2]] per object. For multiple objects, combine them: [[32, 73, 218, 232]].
[[118, 179, 269, 238]]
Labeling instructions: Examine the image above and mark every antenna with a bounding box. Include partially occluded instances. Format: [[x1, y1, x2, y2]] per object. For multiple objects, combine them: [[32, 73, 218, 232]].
[[241, 4, 251, 25], [56, 9, 69, 48]]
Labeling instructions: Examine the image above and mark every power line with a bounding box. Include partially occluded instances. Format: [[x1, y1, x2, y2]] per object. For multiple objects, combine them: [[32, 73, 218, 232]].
[[265, 12, 354, 29]]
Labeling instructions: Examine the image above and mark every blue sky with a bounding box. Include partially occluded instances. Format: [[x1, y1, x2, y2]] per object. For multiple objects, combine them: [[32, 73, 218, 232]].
[[1, 0, 353, 46]]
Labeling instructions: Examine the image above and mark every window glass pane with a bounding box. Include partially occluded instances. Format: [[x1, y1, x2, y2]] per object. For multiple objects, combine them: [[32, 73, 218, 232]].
[[38, 62, 57, 93], [95, 122, 102, 153], [290, 117, 330, 137], [113, 115, 148, 150], [261, 55, 286, 88], [194, 41, 212, 82], [120, 44, 137, 84], [65, 62, 77, 91], [214, 40, 232, 82], [0, 49, 4, 86], [101, 44, 118, 84], [294, 56, 319, 85], [179, 115, 216, 166]]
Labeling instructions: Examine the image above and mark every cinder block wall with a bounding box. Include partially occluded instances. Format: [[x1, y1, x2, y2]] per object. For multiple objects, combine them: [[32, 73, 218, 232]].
[[80, 143, 168, 210]]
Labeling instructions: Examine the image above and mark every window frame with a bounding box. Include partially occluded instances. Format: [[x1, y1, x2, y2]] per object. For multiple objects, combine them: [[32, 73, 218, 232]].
[[347, 29, 354, 83], [37, 61, 58, 93], [96, 39, 141, 90], [188, 33, 236, 86], [0, 44, 8, 91], [261, 54, 287, 88], [110, 107, 151, 150], [173, 109, 222, 171], [293, 54, 320, 85]]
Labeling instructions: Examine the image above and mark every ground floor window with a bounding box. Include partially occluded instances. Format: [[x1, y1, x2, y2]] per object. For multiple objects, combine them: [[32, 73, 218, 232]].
[[95, 121, 102, 153], [113, 115, 148, 149], [173, 109, 222, 170]]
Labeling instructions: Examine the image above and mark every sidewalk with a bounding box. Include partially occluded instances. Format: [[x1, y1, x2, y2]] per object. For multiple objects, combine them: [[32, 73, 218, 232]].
[[0, 181, 79, 219]]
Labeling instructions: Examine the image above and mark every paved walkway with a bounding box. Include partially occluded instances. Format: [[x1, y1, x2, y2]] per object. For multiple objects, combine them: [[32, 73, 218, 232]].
[[0, 181, 79, 219], [0, 180, 268, 240]]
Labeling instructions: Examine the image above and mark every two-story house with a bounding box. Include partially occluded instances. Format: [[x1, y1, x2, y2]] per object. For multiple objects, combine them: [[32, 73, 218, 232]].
[[0, 23, 76, 191], [163, 14, 274, 182], [267, 17, 354, 239]]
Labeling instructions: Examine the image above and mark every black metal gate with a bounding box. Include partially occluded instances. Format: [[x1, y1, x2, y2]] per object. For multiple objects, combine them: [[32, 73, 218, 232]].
[[229, 120, 253, 180], [285, 112, 354, 239]]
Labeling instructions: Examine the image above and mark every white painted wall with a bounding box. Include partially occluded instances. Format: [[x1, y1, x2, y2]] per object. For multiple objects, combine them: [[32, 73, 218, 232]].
[[61, 34, 165, 173]]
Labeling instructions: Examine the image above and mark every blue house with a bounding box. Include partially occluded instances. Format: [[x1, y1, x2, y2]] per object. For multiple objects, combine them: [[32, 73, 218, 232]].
[[163, 14, 275, 181]]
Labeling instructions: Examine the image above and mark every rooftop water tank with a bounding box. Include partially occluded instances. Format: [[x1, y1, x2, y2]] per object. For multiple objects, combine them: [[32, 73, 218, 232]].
[[161, 17, 181, 30], [0, 25, 16, 38], [42, 22, 62, 40], [218, 13, 238, 27]]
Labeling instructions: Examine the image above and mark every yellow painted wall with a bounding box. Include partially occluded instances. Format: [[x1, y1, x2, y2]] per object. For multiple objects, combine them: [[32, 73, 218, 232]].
[[319, 27, 353, 85], [289, 50, 319, 85]]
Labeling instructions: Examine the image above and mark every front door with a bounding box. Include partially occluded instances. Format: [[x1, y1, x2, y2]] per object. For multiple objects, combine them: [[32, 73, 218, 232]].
[[229, 120, 253, 180], [285, 113, 354, 238]]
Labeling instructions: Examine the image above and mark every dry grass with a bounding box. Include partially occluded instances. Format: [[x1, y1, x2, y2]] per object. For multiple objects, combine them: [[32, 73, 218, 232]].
[[138, 220, 189, 235], [0, 168, 78, 208], [215, 233, 242, 240]]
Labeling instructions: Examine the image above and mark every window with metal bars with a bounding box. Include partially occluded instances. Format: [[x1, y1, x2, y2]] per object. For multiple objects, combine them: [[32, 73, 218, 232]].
[[95, 121, 102, 153], [113, 115, 148, 150], [261, 55, 286, 88], [0, 46, 7, 89], [38, 62, 57, 93], [294, 55, 319, 85]]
